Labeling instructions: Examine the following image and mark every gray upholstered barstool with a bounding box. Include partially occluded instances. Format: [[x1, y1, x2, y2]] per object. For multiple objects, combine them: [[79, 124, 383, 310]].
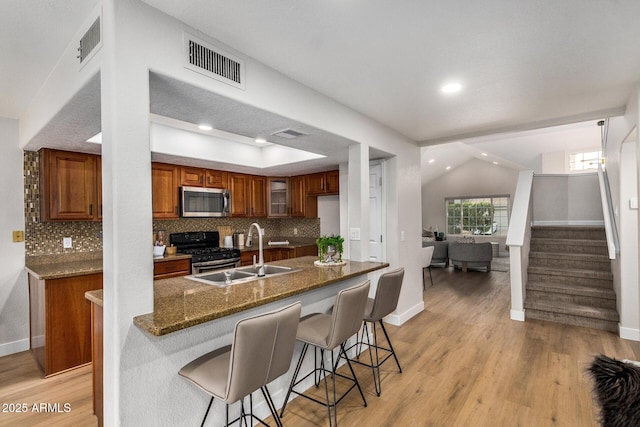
[[280, 280, 370, 427], [179, 302, 301, 427], [344, 268, 405, 396]]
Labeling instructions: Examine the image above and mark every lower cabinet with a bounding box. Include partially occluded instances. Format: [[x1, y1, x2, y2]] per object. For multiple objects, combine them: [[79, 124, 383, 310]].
[[153, 258, 191, 279], [239, 245, 317, 266], [28, 273, 103, 377]]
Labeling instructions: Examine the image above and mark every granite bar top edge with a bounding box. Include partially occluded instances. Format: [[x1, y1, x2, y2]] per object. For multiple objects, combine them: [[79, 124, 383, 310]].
[[85, 290, 104, 307], [134, 257, 389, 337]]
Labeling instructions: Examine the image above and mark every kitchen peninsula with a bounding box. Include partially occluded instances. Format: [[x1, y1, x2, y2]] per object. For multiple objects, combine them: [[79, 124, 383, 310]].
[[85, 256, 388, 426]]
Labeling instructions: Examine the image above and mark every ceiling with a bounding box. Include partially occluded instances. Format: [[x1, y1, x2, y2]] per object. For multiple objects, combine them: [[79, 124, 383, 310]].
[[3, 1, 639, 174]]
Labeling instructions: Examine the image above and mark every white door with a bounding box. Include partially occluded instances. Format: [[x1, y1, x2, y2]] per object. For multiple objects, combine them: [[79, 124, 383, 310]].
[[369, 163, 383, 261]]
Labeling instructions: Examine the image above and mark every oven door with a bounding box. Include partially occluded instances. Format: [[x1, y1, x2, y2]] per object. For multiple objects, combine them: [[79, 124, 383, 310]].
[[191, 258, 241, 274]]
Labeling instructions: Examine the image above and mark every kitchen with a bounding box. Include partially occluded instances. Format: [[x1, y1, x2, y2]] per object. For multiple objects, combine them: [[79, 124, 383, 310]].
[[0, 1, 424, 425]]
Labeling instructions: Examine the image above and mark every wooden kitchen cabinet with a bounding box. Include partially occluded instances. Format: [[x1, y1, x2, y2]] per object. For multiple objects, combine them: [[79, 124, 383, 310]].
[[39, 148, 101, 221], [152, 163, 180, 219], [28, 272, 103, 377], [153, 258, 191, 279], [290, 175, 318, 218], [267, 177, 289, 217], [180, 166, 228, 189], [306, 170, 339, 195], [229, 173, 266, 218]]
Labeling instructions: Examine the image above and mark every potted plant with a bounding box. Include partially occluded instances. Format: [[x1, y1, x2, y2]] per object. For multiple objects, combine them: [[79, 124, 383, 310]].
[[316, 234, 344, 263]]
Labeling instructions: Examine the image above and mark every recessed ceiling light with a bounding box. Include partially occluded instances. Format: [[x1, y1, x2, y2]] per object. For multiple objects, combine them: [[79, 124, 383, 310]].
[[87, 132, 102, 144], [441, 83, 462, 94], [428, 158, 435, 164], [445, 166, 451, 170], [255, 138, 267, 144], [481, 152, 488, 157], [198, 124, 212, 131], [492, 161, 499, 165]]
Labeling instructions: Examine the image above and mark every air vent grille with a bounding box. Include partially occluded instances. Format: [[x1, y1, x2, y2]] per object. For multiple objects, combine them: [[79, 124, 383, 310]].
[[78, 17, 101, 64], [184, 34, 245, 89], [271, 128, 307, 139]]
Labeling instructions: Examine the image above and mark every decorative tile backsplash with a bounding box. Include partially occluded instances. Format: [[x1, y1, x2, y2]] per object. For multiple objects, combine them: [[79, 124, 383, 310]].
[[24, 150, 320, 256]]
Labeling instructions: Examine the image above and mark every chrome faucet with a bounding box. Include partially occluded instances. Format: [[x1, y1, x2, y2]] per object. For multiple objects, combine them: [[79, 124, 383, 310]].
[[248, 222, 265, 277]]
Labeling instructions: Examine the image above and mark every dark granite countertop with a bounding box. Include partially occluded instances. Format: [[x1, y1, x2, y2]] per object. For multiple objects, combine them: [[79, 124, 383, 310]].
[[131, 256, 387, 336]]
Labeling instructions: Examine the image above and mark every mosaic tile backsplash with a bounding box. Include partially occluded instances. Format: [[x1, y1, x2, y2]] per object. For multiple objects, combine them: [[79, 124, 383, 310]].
[[24, 151, 320, 256]]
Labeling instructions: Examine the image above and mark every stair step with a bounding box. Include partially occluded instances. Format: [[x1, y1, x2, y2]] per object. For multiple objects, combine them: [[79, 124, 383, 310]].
[[527, 266, 613, 286], [526, 281, 616, 299], [531, 226, 606, 241], [526, 308, 618, 332], [528, 252, 611, 271], [530, 238, 608, 256], [526, 289, 616, 309]]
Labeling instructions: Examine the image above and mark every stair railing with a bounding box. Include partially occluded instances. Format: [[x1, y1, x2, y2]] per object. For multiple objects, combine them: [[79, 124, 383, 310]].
[[597, 163, 619, 259], [506, 170, 534, 322]]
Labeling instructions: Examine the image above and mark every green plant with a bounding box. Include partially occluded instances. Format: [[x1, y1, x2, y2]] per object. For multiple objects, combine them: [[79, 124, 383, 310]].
[[316, 234, 345, 262]]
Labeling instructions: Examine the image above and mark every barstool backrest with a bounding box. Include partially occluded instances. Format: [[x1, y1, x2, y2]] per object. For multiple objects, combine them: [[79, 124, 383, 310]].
[[226, 302, 302, 403], [368, 268, 405, 321], [326, 280, 371, 350]]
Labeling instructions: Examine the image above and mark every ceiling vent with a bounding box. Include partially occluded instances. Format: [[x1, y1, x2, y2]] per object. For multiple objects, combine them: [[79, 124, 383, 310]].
[[184, 33, 245, 89], [271, 128, 307, 139], [77, 17, 101, 64]]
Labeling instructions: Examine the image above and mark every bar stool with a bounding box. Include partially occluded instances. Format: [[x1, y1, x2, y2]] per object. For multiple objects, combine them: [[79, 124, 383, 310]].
[[179, 302, 302, 427], [343, 268, 405, 396], [280, 280, 371, 427]]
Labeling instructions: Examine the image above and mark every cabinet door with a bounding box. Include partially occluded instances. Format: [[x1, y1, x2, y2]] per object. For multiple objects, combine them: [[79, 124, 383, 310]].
[[305, 173, 326, 195], [96, 156, 103, 220], [249, 176, 267, 217], [325, 170, 339, 194], [40, 149, 98, 221], [290, 176, 306, 217], [267, 177, 289, 217], [152, 163, 180, 219], [229, 173, 249, 217], [205, 170, 228, 188], [180, 167, 204, 187]]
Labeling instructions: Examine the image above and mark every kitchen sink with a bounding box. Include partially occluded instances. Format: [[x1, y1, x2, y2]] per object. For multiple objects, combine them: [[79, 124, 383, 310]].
[[235, 265, 299, 276], [186, 265, 300, 286]]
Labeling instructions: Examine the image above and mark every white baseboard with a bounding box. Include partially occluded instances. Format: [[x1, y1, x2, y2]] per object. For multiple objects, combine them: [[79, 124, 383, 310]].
[[619, 325, 640, 342], [0, 338, 30, 357], [384, 301, 424, 326], [531, 220, 605, 226], [510, 309, 525, 322]]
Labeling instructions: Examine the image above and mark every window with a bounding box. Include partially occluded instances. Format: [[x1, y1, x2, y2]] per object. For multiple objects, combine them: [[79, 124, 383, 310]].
[[446, 196, 509, 237], [569, 151, 602, 171]]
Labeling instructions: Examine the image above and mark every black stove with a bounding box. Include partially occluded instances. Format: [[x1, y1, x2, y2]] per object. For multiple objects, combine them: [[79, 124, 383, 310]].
[[170, 231, 241, 264]]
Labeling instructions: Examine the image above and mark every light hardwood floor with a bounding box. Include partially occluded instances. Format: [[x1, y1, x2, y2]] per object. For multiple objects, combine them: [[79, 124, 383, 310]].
[[3, 263, 640, 426]]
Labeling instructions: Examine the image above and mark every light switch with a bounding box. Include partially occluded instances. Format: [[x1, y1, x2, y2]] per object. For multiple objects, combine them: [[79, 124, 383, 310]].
[[630, 197, 638, 210], [63, 237, 73, 249], [400, 231, 405, 241], [350, 228, 361, 241]]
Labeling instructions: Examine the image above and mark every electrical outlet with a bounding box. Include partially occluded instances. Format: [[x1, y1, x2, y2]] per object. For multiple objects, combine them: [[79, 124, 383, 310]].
[[63, 237, 73, 249], [350, 228, 361, 241], [293, 228, 298, 235], [12, 230, 24, 242]]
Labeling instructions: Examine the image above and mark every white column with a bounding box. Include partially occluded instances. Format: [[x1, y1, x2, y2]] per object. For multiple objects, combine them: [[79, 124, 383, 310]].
[[101, 1, 154, 424], [346, 143, 370, 261]]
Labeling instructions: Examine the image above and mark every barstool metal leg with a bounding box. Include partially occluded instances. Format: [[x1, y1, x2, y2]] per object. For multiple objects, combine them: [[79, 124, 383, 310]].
[[340, 343, 367, 407], [201, 396, 214, 427], [280, 343, 308, 417], [260, 385, 282, 427], [379, 320, 402, 372]]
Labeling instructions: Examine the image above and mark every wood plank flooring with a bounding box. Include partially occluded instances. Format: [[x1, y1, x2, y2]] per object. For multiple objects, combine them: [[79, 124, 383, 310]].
[[2, 262, 640, 426]]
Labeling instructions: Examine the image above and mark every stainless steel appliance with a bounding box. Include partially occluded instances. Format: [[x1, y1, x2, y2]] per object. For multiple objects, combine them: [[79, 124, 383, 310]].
[[170, 231, 241, 274], [181, 186, 230, 218]]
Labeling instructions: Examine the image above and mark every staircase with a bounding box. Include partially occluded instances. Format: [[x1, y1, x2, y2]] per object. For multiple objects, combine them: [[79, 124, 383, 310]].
[[524, 226, 618, 332]]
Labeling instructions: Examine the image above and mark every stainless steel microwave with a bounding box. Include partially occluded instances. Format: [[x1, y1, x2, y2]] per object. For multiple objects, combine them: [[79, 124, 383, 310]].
[[181, 186, 230, 217]]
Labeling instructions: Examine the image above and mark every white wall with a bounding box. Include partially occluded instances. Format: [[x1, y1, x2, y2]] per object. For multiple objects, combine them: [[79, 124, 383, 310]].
[[532, 174, 604, 225], [317, 195, 340, 236], [19, 1, 423, 424], [422, 158, 519, 251], [0, 117, 28, 356]]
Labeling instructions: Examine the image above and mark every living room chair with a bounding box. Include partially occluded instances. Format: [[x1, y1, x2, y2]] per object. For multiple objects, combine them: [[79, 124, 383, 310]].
[[179, 302, 302, 427], [421, 245, 435, 289]]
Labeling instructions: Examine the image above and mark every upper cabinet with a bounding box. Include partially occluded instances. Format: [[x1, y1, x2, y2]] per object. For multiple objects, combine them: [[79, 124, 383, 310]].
[[229, 173, 266, 218], [39, 149, 100, 221], [267, 177, 289, 217], [180, 166, 228, 189], [151, 163, 180, 219], [305, 170, 339, 195]]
